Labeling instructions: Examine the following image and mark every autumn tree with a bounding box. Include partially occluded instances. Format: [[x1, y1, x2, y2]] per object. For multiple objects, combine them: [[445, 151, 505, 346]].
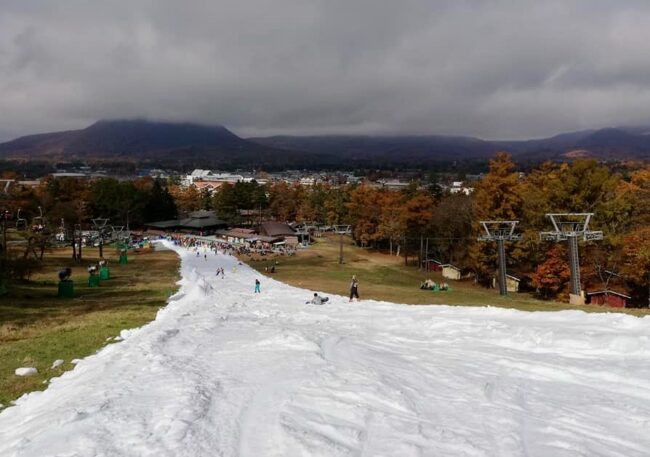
[[469, 152, 524, 282], [532, 245, 571, 299], [621, 227, 650, 307]]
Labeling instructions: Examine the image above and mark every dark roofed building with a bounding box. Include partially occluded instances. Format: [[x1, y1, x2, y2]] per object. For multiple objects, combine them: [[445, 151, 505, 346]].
[[259, 221, 297, 238], [145, 210, 227, 235]]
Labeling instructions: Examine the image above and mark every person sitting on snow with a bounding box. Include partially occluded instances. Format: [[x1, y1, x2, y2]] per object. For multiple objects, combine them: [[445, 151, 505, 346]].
[[308, 293, 329, 305]]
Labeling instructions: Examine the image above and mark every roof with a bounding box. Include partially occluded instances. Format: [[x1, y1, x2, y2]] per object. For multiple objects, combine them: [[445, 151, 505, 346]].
[[146, 220, 180, 229], [441, 264, 461, 270], [217, 228, 257, 238], [586, 290, 631, 299], [260, 221, 296, 237], [178, 215, 227, 229], [146, 211, 227, 230]]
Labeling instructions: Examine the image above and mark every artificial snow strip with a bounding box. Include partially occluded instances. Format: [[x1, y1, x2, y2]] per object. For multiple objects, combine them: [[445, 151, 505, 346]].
[[1, 241, 650, 457]]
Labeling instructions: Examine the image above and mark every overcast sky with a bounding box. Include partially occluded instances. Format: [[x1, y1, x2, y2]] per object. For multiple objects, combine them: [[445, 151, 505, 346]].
[[2, 0, 650, 141]]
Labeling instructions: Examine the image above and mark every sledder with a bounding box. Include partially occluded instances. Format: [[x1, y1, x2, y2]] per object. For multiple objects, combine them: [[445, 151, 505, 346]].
[[307, 293, 329, 305]]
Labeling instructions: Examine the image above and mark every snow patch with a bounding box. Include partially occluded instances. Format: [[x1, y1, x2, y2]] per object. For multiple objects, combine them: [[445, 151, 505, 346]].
[[14, 367, 37, 377], [51, 360, 64, 369]]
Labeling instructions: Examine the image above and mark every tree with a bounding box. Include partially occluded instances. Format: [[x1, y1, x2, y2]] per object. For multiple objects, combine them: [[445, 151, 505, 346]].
[[469, 152, 524, 282], [621, 227, 650, 307], [532, 246, 571, 299]]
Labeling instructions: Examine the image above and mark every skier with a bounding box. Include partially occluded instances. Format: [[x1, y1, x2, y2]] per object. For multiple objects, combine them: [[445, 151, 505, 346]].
[[307, 292, 329, 305], [349, 275, 359, 302], [220, 267, 225, 278], [254, 279, 261, 293]]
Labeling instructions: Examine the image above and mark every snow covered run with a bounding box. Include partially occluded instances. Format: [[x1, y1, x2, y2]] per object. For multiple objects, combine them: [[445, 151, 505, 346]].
[[2, 242, 650, 457]]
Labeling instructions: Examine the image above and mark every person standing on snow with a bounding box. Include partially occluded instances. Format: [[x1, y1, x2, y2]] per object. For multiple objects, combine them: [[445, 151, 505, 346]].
[[349, 275, 359, 302], [254, 279, 261, 293]]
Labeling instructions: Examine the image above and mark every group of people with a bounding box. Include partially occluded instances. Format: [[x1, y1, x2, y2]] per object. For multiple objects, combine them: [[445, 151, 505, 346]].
[[304, 275, 360, 305], [419, 279, 450, 291]]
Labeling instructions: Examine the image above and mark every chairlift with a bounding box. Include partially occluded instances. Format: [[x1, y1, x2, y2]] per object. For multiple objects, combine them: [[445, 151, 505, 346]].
[[15, 208, 28, 231]]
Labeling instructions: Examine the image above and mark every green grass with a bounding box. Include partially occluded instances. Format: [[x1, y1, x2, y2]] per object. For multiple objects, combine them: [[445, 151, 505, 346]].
[[248, 234, 650, 316], [0, 245, 180, 406]]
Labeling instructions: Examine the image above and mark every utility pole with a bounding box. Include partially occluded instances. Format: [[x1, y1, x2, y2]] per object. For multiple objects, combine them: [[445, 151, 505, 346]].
[[478, 221, 522, 296], [540, 213, 603, 304]]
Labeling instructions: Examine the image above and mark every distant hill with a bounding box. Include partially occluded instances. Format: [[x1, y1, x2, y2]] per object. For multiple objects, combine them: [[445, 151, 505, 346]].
[[0, 120, 311, 169], [2, 120, 650, 170], [250, 127, 650, 163]]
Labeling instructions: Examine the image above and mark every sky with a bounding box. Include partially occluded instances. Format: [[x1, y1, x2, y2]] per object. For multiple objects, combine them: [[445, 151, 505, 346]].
[[2, 0, 650, 141]]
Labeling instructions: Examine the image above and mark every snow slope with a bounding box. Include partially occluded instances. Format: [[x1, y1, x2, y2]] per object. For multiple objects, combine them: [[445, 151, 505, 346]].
[[2, 242, 650, 457]]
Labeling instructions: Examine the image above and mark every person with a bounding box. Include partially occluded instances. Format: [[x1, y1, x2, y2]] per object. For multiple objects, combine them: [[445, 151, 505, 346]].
[[270, 265, 276, 273], [58, 267, 72, 282], [220, 267, 225, 278], [349, 275, 359, 302], [254, 279, 261, 293], [308, 292, 329, 305]]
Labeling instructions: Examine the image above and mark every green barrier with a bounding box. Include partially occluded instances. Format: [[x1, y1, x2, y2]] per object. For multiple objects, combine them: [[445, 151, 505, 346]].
[[99, 266, 110, 280], [88, 275, 100, 288], [58, 281, 74, 298], [119, 254, 128, 265]]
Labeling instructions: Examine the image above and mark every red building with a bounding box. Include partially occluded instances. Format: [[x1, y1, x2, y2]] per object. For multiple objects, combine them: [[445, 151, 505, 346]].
[[586, 290, 630, 308]]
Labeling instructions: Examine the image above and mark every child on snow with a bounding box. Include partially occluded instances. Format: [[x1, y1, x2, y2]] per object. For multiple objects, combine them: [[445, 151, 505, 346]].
[[254, 279, 261, 293]]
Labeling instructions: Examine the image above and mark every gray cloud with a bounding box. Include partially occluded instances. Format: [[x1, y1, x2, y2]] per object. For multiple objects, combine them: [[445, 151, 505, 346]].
[[2, 0, 650, 141]]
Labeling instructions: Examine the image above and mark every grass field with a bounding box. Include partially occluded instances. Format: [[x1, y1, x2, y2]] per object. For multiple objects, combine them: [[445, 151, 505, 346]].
[[248, 234, 650, 316], [0, 245, 180, 406]]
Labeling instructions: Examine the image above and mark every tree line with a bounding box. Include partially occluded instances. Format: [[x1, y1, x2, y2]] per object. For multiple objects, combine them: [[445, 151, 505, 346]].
[[2, 154, 650, 304]]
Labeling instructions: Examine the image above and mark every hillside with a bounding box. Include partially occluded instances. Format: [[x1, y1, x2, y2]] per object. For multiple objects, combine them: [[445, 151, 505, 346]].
[[0, 120, 312, 169], [250, 127, 650, 163], [2, 120, 650, 170]]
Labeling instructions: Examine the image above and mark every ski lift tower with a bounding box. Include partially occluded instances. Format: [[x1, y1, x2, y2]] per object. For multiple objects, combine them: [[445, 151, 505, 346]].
[[540, 213, 603, 304], [15, 209, 27, 231], [478, 221, 522, 296], [92, 218, 109, 257], [334, 224, 351, 264]]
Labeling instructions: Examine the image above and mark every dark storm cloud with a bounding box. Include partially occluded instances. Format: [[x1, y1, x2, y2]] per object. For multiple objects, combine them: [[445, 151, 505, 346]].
[[2, 0, 650, 141]]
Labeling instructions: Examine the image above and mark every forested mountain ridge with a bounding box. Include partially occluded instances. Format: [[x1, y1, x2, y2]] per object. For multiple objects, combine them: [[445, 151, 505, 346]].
[[2, 120, 650, 169]]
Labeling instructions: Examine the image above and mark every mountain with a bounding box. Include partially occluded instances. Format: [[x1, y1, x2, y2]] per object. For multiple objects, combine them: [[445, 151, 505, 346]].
[[0, 120, 310, 169], [250, 127, 650, 163], [2, 120, 650, 170]]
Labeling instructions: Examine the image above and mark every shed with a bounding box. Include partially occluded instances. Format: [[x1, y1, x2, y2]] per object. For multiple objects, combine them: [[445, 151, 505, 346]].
[[422, 259, 443, 272], [586, 290, 630, 308], [442, 264, 462, 281], [492, 274, 521, 293]]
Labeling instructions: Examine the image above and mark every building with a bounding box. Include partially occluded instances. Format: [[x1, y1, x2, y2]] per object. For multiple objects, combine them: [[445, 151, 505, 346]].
[[422, 258, 443, 272], [442, 264, 462, 280], [492, 274, 521, 293], [586, 290, 630, 308], [448, 181, 474, 195], [145, 210, 227, 235]]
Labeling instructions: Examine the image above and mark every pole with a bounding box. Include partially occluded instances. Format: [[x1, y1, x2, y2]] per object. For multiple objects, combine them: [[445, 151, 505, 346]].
[[419, 234, 424, 271], [339, 232, 344, 264], [497, 238, 507, 296], [567, 235, 581, 296]]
